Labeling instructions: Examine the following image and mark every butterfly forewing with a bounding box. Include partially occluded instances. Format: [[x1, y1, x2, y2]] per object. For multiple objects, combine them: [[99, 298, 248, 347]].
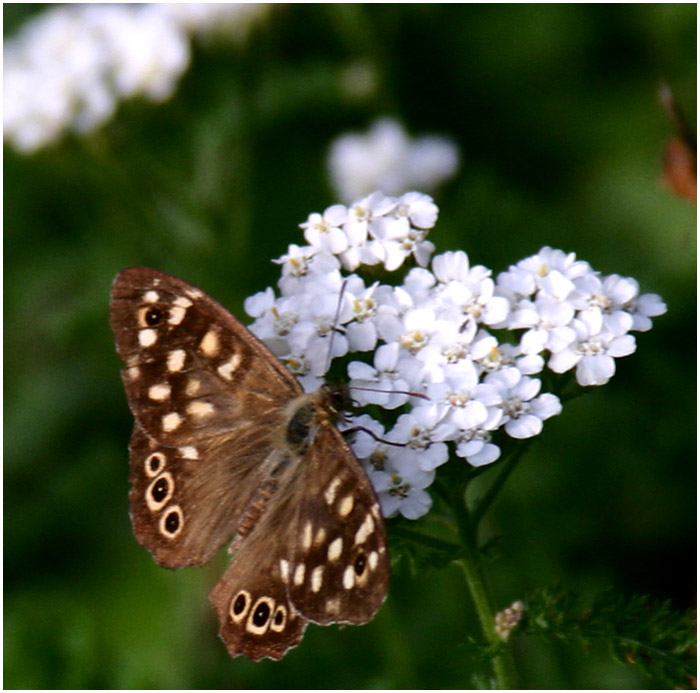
[[110, 267, 390, 661], [110, 267, 301, 447]]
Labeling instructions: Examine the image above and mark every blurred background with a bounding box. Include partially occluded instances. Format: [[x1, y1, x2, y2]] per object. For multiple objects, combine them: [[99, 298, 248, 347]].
[[4, 4, 695, 689]]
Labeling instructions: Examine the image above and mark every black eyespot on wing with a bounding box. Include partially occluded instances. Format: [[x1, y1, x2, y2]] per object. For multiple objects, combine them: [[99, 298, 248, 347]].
[[165, 510, 180, 533], [354, 552, 366, 576], [253, 601, 271, 627], [233, 593, 247, 616], [151, 476, 169, 503], [145, 307, 162, 326], [147, 454, 163, 474]]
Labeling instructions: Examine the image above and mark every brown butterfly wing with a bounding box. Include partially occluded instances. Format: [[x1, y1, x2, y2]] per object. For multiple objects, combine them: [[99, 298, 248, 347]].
[[209, 425, 389, 660], [110, 267, 301, 568], [111, 267, 391, 661], [286, 425, 390, 625], [128, 424, 276, 568], [209, 448, 309, 661], [110, 267, 300, 447]]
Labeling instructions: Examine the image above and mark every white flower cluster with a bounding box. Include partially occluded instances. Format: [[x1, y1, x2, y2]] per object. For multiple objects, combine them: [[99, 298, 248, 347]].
[[244, 192, 666, 520], [4, 3, 270, 153], [328, 118, 460, 203]]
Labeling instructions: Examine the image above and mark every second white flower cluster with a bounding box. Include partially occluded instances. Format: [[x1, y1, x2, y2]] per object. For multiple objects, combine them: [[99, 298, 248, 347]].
[[244, 192, 666, 520]]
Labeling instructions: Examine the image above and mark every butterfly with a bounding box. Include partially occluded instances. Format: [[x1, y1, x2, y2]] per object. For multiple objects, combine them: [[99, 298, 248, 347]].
[[109, 267, 389, 661]]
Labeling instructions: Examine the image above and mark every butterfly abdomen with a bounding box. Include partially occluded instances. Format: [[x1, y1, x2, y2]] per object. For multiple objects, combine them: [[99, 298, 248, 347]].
[[234, 445, 297, 542]]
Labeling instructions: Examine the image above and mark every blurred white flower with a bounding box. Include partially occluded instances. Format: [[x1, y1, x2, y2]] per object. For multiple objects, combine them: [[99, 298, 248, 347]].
[[4, 3, 270, 152], [328, 118, 460, 203], [162, 3, 270, 40]]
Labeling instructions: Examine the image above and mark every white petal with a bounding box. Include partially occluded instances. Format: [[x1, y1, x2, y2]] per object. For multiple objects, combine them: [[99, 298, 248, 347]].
[[540, 270, 574, 300], [531, 393, 562, 420], [347, 361, 377, 381], [548, 348, 579, 374], [576, 354, 615, 386], [346, 321, 377, 352], [374, 342, 400, 370], [505, 414, 543, 439], [607, 334, 636, 358], [463, 442, 501, 466]]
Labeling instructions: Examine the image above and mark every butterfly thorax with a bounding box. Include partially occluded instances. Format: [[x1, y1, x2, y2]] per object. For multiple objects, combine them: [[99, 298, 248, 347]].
[[283, 383, 351, 455]]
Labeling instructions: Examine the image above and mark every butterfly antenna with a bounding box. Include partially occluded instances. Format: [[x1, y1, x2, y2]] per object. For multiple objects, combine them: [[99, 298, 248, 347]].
[[324, 279, 349, 375], [341, 424, 407, 448], [349, 385, 430, 401]]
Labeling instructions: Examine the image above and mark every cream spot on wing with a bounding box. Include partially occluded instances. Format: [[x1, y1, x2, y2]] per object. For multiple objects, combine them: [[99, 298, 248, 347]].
[[186, 400, 215, 418], [148, 383, 171, 401], [324, 476, 342, 506], [293, 563, 305, 586], [230, 590, 251, 623], [370, 503, 381, 520], [185, 287, 203, 300], [302, 521, 313, 550], [139, 329, 157, 347], [314, 526, 327, 546], [179, 446, 198, 460], [162, 412, 182, 432], [168, 305, 187, 326], [310, 566, 324, 593], [217, 352, 242, 380], [185, 378, 201, 396], [279, 559, 290, 583], [337, 494, 354, 517], [327, 537, 343, 562], [199, 329, 220, 357], [143, 290, 159, 303], [127, 366, 140, 381], [325, 597, 340, 616], [173, 296, 193, 309], [342, 565, 355, 590], [354, 513, 375, 546], [167, 349, 186, 372], [368, 551, 379, 571]]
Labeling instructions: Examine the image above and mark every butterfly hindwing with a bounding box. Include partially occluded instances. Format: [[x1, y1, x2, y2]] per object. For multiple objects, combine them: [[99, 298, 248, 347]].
[[128, 424, 273, 568], [210, 448, 309, 661]]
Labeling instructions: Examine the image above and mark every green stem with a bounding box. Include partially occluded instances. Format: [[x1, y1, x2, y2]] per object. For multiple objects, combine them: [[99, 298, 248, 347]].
[[444, 477, 518, 688], [456, 554, 517, 689]]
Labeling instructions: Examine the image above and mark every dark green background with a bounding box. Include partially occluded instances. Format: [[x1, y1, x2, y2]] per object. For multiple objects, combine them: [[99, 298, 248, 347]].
[[4, 4, 695, 689]]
